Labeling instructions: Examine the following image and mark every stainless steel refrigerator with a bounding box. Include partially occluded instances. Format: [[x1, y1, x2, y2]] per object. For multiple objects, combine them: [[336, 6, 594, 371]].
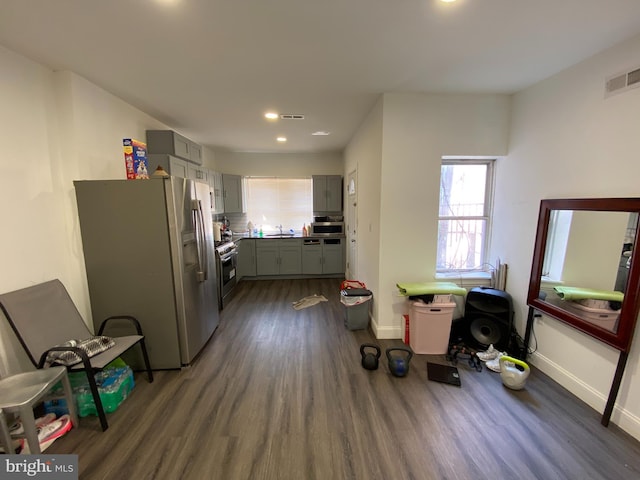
[[74, 177, 219, 369]]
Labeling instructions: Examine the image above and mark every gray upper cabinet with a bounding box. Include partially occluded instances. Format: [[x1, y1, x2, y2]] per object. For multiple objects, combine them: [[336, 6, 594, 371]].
[[189, 142, 203, 165], [223, 174, 244, 213], [208, 171, 225, 214], [313, 175, 343, 214], [147, 154, 189, 178], [146, 130, 203, 165], [187, 164, 208, 184]]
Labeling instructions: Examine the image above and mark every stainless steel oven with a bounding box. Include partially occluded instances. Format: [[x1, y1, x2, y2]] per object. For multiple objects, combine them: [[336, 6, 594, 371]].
[[215, 241, 238, 309]]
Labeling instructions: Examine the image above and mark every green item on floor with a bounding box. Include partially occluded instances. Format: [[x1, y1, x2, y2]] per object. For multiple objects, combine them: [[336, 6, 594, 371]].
[[106, 357, 128, 369], [396, 281, 467, 297], [553, 286, 624, 302]]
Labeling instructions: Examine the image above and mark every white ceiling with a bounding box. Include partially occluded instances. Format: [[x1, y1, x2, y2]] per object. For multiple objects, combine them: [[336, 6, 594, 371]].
[[1, 0, 640, 154]]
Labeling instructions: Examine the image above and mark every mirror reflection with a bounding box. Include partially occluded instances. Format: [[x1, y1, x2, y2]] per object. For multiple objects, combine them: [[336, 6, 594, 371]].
[[537, 210, 638, 333]]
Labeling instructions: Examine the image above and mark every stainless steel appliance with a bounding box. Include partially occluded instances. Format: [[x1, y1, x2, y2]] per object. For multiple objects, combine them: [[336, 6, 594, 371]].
[[74, 177, 220, 369], [310, 221, 345, 237], [215, 240, 238, 309]]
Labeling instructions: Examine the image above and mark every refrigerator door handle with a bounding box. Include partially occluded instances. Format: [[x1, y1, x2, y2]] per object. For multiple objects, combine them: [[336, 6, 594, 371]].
[[198, 199, 209, 281], [192, 199, 207, 282]]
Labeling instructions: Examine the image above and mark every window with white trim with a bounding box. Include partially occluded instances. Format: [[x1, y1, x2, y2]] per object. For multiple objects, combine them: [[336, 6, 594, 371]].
[[245, 177, 313, 233], [437, 159, 495, 272]]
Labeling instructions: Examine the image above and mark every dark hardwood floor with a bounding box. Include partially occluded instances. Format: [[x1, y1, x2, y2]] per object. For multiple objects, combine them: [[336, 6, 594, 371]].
[[47, 279, 640, 479]]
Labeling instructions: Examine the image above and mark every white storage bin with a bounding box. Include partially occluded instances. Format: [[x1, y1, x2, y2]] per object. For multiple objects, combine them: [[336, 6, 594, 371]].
[[566, 301, 619, 331], [409, 301, 456, 354], [432, 294, 452, 304], [576, 298, 611, 310]]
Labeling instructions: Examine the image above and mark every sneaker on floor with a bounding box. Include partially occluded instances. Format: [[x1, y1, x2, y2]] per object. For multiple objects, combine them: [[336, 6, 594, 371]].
[[21, 414, 72, 454], [39, 414, 72, 449], [477, 344, 499, 362], [10, 412, 57, 437], [486, 353, 512, 372]]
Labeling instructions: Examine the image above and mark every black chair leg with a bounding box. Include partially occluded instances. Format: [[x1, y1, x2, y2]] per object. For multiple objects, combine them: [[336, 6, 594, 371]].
[[139, 339, 154, 383], [86, 371, 108, 431]]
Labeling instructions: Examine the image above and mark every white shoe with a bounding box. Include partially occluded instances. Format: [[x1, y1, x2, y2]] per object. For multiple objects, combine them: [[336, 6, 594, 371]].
[[477, 344, 499, 362], [486, 353, 512, 372], [10, 412, 56, 437]]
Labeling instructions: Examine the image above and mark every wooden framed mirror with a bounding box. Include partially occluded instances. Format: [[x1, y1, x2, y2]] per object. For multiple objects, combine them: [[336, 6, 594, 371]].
[[524, 198, 640, 426]]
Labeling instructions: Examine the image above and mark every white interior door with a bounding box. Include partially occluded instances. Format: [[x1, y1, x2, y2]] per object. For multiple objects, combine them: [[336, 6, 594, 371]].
[[347, 170, 357, 279]]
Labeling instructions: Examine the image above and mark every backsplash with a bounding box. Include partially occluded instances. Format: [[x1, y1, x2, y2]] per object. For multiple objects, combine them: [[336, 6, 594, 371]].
[[213, 212, 248, 234]]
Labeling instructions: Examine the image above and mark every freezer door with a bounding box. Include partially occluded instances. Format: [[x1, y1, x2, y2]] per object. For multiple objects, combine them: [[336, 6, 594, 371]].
[[170, 177, 220, 364], [74, 179, 183, 369]]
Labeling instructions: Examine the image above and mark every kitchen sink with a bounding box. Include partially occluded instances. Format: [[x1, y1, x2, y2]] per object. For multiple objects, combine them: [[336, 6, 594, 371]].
[[263, 234, 295, 237]]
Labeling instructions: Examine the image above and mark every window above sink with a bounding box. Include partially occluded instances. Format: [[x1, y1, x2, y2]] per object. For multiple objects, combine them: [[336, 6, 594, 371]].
[[245, 177, 313, 234]]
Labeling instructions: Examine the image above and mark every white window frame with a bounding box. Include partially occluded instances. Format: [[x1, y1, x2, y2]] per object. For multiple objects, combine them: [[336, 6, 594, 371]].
[[541, 209, 573, 280], [437, 158, 495, 273]]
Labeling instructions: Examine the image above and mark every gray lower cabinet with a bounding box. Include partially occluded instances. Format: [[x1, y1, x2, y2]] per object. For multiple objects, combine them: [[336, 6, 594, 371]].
[[302, 239, 323, 274], [237, 239, 256, 279], [302, 238, 344, 274], [322, 238, 344, 274], [279, 240, 302, 275], [256, 239, 301, 275], [147, 154, 188, 178], [256, 242, 279, 275]]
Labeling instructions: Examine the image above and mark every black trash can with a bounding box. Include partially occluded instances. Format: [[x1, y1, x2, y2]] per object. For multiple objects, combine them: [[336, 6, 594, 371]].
[[340, 288, 372, 330]]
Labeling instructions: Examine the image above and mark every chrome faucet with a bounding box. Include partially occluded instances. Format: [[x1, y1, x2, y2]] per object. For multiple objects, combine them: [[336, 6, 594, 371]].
[[277, 224, 283, 235]]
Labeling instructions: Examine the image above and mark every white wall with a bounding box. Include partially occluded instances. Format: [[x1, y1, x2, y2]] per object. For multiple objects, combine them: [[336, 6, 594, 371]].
[[214, 151, 343, 176], [561, 211, 627, 289], [374, 93, 510, 338], [0, 45, 177, 375], [343, 98, 384, 326], [492, 33, 640, 438]]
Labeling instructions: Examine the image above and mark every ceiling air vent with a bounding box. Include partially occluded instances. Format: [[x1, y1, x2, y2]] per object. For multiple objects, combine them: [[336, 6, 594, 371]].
[[279, 114, 305, 120], [605, 65, 640, 98], [627, 68, 640, 86]]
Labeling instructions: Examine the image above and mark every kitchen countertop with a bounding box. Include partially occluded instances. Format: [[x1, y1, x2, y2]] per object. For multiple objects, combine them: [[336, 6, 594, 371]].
[[232, 233, 346, 241]]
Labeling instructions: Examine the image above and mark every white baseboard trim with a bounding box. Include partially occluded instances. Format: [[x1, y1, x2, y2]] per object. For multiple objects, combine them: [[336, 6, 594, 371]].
[[530, 352, 640, 440], [369, 315, 403, 339]]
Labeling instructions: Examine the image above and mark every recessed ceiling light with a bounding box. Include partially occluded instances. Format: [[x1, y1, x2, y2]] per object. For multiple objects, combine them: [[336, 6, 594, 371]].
[[312, 131, 331, 136], [264, 112, 279, 120], [441, 0, 456, 3], [276, 137, 287, 142]]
